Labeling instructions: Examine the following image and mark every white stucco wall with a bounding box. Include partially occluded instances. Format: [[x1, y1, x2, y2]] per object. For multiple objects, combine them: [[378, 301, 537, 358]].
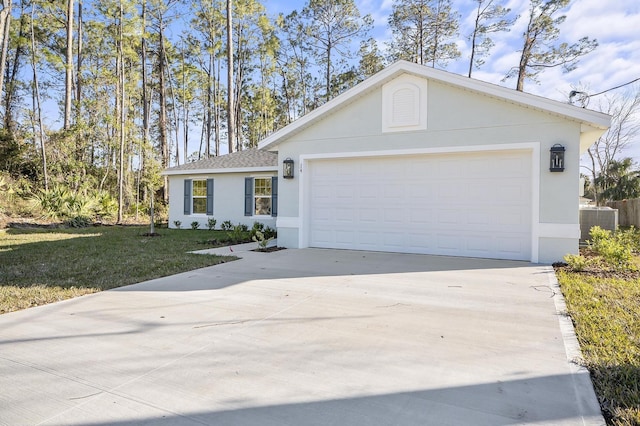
[[168, 172, 277, 230], [273, 76, 586, 263]]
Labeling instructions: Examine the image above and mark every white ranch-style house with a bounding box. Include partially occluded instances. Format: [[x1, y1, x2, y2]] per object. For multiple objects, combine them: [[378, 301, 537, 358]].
[[164, 61, 611, 263]]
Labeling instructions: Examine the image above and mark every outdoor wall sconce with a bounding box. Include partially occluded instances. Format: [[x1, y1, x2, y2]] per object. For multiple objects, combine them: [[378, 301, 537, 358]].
[[549, 144, 565, 172], [283, 157, 294, 179]]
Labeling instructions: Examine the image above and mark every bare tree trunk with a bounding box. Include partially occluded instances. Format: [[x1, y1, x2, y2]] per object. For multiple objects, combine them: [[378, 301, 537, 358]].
[[205, 51, 212, 157], [214, 56, 221, 156], [468, 1, 481, 77], [158, 16, 168, 201], [226, 0, 234, 154], [165, 52, 180, 165], [64, 0, 73, 129], [516, 10, 535, 92], [76, 0, 82, 112], [0, 0, 12, 101], [141, 0, 154, 232], [234, 40, 242, 151], [30, 3, 47, 190], [182, 47, 188, 163], [587, 148, 599, 206], [4, 7, 25, 132], [117, 0, 125, 224], [75, 0, 83, 164], [198, 118, 205, 159]]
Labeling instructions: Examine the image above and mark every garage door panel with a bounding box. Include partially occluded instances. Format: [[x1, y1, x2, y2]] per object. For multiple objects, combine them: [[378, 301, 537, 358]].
[[467, 210, 491, 225], [496, 236, 529, 257], [466, 235, 493, 252], [311, 228, 333, 245], [359, 208, 378, 222], [383, 208, 405, 223], [308, 151, 532, 260], [438, 209, 461, 225], [382, 232, 405, 248], [336, 187, 355, 200], [437, 234, 462, 251], [383, 183, 405, 199], [496, 207, 528, 226], [335, 230, 355, 244], [500, 183, 528, 201], [410, 209, 434, 224], [358, 231, 379, 246]]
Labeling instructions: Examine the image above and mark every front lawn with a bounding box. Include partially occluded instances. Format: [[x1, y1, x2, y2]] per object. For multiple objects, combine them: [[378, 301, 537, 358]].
[[555, 227, 640, 425], [557, 270, 640, 425], [0, 226, 238, 314]]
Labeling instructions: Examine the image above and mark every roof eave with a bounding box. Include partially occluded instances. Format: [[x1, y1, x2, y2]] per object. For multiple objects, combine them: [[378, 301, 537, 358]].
[[162, 166, 278, 176]]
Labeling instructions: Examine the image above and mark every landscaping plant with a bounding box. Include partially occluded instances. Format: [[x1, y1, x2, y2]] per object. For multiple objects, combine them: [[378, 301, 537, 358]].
[[252, 230, 274, 250]]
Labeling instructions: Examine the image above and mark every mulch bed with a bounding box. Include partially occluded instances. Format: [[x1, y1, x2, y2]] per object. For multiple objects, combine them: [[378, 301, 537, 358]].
[[141, 232, 162, 237], [252, 246, 286, 253], [552, 248, 640, 280]]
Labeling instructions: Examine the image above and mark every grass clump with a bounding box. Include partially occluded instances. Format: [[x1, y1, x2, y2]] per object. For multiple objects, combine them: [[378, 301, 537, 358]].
[[0, 226, 235, 314]]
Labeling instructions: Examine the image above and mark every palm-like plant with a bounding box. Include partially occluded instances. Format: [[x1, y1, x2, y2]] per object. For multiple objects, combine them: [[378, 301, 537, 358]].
[[596, 158, 640, 202]]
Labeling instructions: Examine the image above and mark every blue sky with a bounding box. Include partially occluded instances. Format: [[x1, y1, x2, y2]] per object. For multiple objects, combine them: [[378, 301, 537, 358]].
[[261, 0, 640, 164], [262, 0, 640, 102]]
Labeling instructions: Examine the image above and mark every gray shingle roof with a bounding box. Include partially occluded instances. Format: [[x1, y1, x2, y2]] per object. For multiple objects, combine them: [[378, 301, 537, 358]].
[[164, 148, 277, 174]]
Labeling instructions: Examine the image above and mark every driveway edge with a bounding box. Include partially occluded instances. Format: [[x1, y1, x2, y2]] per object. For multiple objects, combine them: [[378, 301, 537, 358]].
[[545, 266, 606, 426]]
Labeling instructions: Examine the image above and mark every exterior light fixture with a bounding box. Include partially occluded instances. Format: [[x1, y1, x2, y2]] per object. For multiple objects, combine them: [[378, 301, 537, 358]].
[[283, 157, 294, 179], [549, 144, 565, 172]]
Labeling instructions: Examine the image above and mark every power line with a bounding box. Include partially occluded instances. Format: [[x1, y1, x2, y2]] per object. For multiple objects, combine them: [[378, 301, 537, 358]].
[[589, 77, 640, 98]]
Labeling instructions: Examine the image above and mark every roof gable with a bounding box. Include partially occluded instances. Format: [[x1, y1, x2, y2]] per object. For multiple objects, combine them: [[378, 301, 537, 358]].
[[163, 148, 277, 176], [258, 60, 611, 151]]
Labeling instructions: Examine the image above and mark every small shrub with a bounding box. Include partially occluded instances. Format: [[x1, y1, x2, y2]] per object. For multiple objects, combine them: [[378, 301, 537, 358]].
[[616, 226, 640, 253], [588, 226, 635, 271], [236, 223, 248, 232], [252, 230, 274, 250], [220, 220, 233, 231], [190, 221, 200, 230], [173, 220, 182, 229], [64, 215, 92, 228], [207, 217, 217, 230], [92, 190, 118, 221], [263, 226, 277, 240], [564, 254, 589, 272], [250, 221, 265, 239], [228, 225, 247, 243]]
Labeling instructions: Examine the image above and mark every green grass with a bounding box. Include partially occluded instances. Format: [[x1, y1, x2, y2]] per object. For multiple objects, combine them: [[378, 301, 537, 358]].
[[557, 270, 640, 425], [0, 226, 238, 314]]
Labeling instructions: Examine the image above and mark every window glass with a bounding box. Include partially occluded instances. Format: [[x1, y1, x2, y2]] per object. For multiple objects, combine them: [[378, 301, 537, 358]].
[[193, 180, 207, 197], [254, 178, 272, 215], [192, 180, 207, 214]]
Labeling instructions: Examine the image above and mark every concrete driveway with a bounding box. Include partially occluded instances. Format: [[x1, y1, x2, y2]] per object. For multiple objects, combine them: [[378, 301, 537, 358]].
[[0, 247, 603, 425]]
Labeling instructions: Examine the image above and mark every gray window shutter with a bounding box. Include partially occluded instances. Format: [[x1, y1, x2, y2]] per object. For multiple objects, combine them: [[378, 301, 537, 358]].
[[271, 176, 278, 217], [206, 178, 214, 216], [244, 177, 253, 216], [183, 179, 192, 215]]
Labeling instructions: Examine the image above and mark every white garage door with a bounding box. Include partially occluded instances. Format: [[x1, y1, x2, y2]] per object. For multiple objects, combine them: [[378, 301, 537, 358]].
[[307, 150, 532, 260]]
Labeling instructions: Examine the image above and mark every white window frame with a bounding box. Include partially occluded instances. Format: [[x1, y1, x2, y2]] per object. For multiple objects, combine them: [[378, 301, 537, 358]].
[[253, 177, 272, 216], [192, 179, 208, 215]]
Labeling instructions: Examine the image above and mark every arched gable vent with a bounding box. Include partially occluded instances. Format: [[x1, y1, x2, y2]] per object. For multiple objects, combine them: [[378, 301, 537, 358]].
[[382, 75, 428, 133]]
